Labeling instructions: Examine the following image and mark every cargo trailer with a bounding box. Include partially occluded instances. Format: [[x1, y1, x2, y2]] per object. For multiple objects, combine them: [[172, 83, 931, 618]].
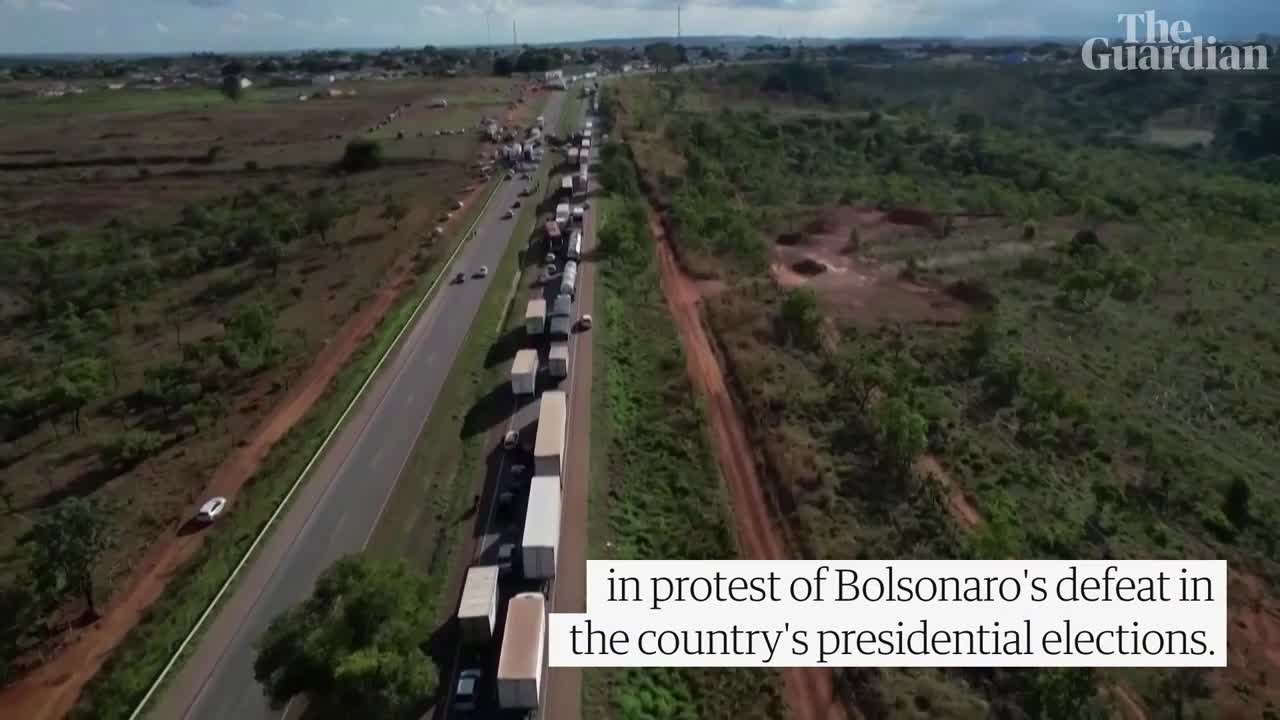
[[568, 147, 580, 165], [511, 349, 538, 395], [560, 261, 578, 299], [548, 343, 569, 378], [525, 298, 546, 336], [560, 175, 574, 197], [551, 293, 571, 317], [549, 314, 571, 340], [555, 203, 570, 227], [567, 230, 582, 261], [572, 205, 585, 225], [457, 565, 499, 645], [543, 220, 562, 249], [497, 592, 546, 710], [534, 391, 566, 477], [521, 476, 561, 580]]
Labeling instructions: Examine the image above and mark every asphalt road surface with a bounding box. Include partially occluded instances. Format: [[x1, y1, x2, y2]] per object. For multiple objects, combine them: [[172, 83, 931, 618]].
[[149, 89, 570, 720], [435, 91, 598, 720]]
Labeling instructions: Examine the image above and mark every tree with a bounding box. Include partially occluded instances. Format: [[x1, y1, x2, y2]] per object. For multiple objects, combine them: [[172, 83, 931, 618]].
[[255, 240, 285, 277], [220, 74, 244, 102], [644, 42, 681, 71], [52, 357, 106, 433], [339, 139, 383, 173], [23, 497, 115, 618], [305, 203, 340, 245], [779, 288, 821, 349], [254, 555, 438, 715], [1224, 477, 1252, 529], [872, 397, 927, 477], [1033, 668, 1102, 720], [493, 56, 514, 77], [381, 201, 409, 230]]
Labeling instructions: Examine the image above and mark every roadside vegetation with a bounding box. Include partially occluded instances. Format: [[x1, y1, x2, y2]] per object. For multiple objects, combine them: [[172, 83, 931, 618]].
[[0, 75, 519, 700], [583, 137, 786, 719], [253, 554, 439, 720], [613, 64, 1280, 718]]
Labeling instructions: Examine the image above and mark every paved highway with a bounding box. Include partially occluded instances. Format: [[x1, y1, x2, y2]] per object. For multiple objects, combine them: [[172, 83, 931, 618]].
[[148, 90, 571, 720]]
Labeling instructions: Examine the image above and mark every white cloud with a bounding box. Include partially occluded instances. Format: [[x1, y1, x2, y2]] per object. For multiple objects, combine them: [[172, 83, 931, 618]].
[[324, 15, 351, 30], [229, 10, 248, 23], [292, 17, 312, 29], [4, 0, 31, 10], [421, 4, 448, 17], [95, 24, 105, 36], [37, 0, 72, 11], [263, 10, 284, 21], [155, 21, 169, 33]]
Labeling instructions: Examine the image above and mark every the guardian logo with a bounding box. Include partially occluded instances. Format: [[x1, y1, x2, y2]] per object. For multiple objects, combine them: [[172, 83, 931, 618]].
[[1082, 11, 1270, 71]]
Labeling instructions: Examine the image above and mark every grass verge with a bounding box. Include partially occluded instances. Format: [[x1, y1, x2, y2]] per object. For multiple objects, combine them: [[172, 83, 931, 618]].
[[73, 175, 504, 720], [580, 184, 785, 718]]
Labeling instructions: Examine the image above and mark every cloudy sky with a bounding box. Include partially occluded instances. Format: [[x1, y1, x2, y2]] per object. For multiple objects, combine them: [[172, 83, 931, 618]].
[[0, 1, 1276, 55]]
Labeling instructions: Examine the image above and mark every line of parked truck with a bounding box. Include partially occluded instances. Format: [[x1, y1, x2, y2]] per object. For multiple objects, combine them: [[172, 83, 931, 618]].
[[450, 114, 597, 717]]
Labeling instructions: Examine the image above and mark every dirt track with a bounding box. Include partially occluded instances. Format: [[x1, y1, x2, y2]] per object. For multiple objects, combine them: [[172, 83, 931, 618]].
[[648, 210, 845, 720]]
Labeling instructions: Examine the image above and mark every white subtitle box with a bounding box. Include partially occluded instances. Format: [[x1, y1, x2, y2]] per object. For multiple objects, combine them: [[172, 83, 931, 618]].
[[548, 560, 1226, 668]]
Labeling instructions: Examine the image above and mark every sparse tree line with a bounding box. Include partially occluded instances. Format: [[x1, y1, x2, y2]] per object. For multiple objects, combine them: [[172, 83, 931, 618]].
[[0, 180, 366, 680]]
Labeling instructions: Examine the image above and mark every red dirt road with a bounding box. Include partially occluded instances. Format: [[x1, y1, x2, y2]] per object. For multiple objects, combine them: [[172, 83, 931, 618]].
[[649, 210, 845, 720]]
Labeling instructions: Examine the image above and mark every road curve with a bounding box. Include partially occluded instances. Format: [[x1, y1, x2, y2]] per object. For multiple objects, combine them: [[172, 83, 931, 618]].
[[148, 89, 570, 720]]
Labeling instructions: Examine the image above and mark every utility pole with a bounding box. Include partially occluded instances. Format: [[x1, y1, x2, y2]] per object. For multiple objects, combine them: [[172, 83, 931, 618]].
[[485, 13, 492, 47], [513, 19, 517, 49], [677, 3, 682, 43]]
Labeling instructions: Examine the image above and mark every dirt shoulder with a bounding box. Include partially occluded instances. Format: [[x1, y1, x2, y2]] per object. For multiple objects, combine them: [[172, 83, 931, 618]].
[[648, 207, 844, 720]]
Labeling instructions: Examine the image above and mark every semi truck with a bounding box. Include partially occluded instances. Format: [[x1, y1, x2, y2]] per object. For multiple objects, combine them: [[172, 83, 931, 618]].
[[560, 175, 574, 197], [511, 349, 538, 395], [533, 390, 566, 477], [572, 174, 587, 197], [525, 298, 546, 336], [457, 565, 499, 645], [543, 220, 561, 250], [496, 592, 546, 710], [567, 229, 582, 261], [555, 202, 570, 227], [560, 261, 578, 299], [568, 147, 580, 165], [521, 476, 561, 580], [548, 343, 569, 379]]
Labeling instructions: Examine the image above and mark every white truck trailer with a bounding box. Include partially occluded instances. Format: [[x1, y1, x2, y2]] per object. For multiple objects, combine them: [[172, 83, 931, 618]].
[[511, 349, 538, 396], [534, 391, 566, 477], [560, 261, 578, 299], [525, 298, 546, 336], [497, 592, 546, 710], [568, 147, 580, 165], [548, 343, 569, 379], [521, 475, 561, 580], [555, 202, 570, 227], [457, 565, 499, 645]]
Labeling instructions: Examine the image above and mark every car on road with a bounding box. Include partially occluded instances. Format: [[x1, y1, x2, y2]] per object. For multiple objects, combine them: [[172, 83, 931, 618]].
[[475, 265, 489, 278], [455, 668, 482, 712], [502, 209, 514, 219], [453, 272, 466, 284], [512, 199, 521, 209], [506, 170, 515, 179], [497, 543, 516, 577], [545, 252, 556, 264], [503, 429, 519, 450], [196, 497, 227, 524], [577, 314, 593, 331]]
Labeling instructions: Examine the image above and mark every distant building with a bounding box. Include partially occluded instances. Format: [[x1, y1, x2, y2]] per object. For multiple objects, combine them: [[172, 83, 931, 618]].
[[312, 74, 336, 85], [1000, 51, 1028, 65], [544, 69, 563, 81]]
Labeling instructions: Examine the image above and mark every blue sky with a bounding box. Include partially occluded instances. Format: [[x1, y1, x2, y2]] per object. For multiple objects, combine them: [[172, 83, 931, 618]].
[[0, 1, 1277, 55]]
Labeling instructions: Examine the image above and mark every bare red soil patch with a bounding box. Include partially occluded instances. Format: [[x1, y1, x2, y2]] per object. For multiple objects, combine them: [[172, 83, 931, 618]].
[[649, 208, 845, 720]]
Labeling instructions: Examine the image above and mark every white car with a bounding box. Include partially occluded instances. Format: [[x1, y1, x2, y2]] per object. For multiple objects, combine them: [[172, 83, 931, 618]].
[[475, 265, 489, 278], [196, 497, 227, 523], [455, 668, 482, 712], [503, 430, 519, 450], [502, 209, 514, 219], [577, 314, 593, 331]]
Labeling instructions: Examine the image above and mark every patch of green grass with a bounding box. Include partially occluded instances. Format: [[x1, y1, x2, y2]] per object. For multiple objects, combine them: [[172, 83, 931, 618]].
[[73, 176, 504, 720], [580, 188, 785, 719]]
